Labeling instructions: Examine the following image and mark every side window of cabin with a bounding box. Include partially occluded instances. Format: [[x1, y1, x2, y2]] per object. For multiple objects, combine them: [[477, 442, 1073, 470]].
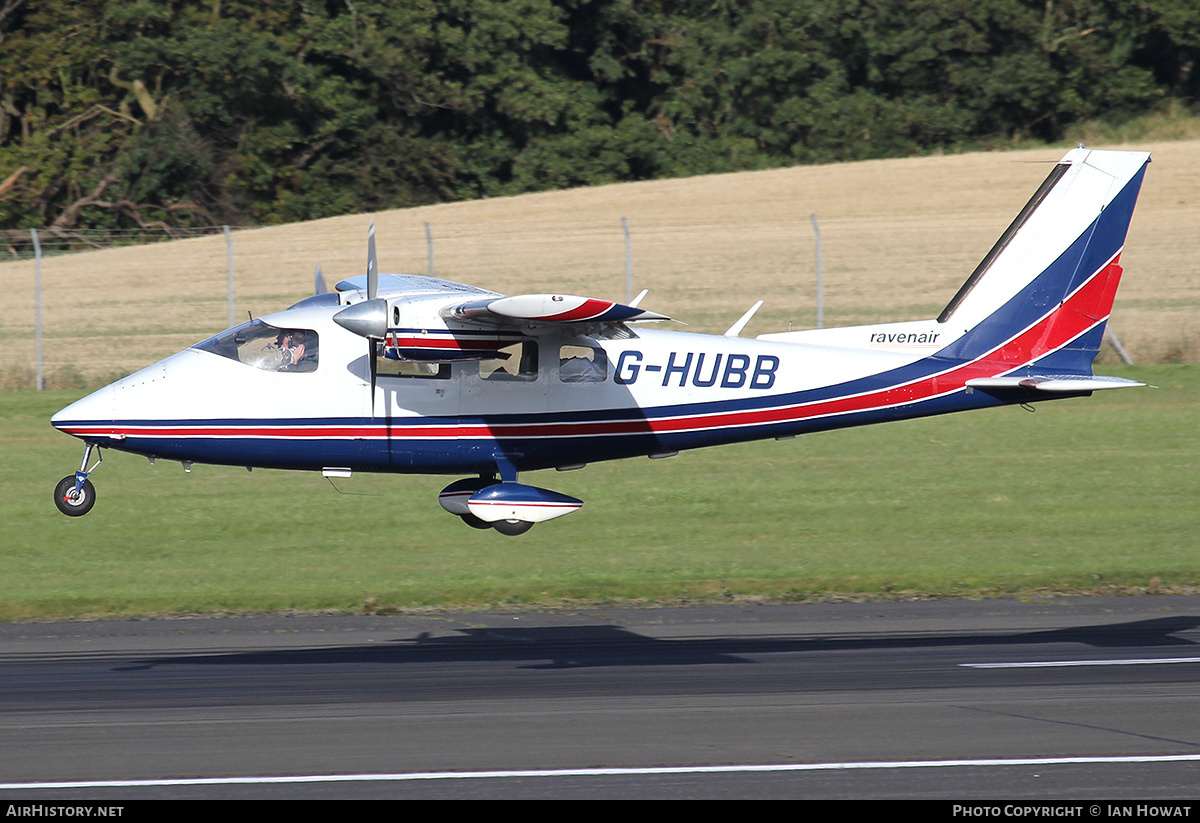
[[559, 344, 608, 383], [480, 340, 538, 382], [376, 352, 450, 380]]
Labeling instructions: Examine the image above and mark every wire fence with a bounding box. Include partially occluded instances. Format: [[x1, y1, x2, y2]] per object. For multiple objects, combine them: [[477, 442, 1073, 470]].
[[0, 216, 831, 391], [1, 225, 241, 260], [2, 174, 1196, 393]]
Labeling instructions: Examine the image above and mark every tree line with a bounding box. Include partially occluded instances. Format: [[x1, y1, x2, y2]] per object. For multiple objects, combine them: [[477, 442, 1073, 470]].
[[1, 0, 1197, 236]]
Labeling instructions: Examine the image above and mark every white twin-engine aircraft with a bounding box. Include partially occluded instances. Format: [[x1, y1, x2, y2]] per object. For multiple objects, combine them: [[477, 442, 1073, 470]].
[[52, 148, 1149, 535]]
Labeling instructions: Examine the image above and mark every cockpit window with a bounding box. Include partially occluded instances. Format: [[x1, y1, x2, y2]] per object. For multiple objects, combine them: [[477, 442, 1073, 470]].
[[193, 319, 319, 373]]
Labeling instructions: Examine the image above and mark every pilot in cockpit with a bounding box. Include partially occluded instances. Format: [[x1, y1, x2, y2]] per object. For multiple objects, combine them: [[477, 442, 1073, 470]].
[[277, 330, 316, 372]]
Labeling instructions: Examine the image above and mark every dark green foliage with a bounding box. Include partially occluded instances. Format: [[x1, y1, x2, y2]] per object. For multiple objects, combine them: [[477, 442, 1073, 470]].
[[1, 0, 1196, 233]]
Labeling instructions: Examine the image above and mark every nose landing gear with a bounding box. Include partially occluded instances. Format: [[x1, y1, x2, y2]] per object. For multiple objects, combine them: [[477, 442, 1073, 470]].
[[54, 443, 101, 517]]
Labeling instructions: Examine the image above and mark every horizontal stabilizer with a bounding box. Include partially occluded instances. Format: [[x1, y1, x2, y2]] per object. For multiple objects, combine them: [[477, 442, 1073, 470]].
[[966, 374, 1145, 393], [444, 294, 669, 325]]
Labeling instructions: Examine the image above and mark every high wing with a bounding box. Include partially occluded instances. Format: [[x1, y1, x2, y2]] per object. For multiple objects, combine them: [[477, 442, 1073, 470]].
[[334, 274, 668, 326], [329, 226, 668, 363], [336, 284, 669, 362], [441, 293, 669, 325], [334, 272, 500, 300]]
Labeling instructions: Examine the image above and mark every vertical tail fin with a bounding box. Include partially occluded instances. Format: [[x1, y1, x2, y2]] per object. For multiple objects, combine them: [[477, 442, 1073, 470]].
[[937, 148, 1150, 375]]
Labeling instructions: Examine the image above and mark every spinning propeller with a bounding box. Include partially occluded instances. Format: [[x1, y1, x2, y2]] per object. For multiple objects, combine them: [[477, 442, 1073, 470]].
[[332, 222, 388, 415]]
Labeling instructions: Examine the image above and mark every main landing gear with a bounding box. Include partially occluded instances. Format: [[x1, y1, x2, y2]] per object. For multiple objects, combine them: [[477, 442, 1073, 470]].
[[453, 507, 534, 535], [438, 476, 582, 536], [491, 518, 535, 537], [54, 443, 101, 517]]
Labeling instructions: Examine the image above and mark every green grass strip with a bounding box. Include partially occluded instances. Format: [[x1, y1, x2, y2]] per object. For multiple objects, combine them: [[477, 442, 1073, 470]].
[[2, 365, 1197, 619]]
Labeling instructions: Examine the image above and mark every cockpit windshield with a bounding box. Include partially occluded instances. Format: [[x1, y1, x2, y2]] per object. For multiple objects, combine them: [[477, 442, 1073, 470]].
[[193, 319, 319, 373]]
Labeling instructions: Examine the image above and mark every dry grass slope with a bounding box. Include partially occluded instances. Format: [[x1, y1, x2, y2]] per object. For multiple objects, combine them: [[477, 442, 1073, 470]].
[[3, 140, 1198, 388]]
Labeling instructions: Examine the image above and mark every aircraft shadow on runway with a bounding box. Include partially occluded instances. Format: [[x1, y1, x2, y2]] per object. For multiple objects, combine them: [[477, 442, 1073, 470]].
[[112, 614, 1200, 672]]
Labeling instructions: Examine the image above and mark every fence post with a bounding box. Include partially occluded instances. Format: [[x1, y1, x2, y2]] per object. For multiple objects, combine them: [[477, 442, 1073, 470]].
[[810, 214, 823, 329], [223, 225, 235, 327], [425, 222, 434, 277], [31, 228, 43, 390], [622, 217, 632, 303], [1105, 329, 1135, 365]]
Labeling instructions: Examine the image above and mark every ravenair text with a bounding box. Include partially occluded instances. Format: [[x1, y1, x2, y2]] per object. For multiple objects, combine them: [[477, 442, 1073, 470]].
[[869, 331, 941, 344], [615, 350, 779, 389]]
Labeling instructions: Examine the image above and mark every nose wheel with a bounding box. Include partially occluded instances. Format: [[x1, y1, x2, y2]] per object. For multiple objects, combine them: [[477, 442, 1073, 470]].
[[54, 444, 101, 517], [54, 475, 96, 516]]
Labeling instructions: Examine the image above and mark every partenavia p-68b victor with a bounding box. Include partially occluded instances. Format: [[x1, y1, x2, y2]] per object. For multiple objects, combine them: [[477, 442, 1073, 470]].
[[52, 148, 1149, 535]]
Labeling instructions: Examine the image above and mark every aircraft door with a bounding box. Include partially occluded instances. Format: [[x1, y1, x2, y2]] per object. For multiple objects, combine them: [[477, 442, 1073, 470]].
[[458, 337, 548, 470], [366, 301, 460, 470], [374, 351, 458, 471]]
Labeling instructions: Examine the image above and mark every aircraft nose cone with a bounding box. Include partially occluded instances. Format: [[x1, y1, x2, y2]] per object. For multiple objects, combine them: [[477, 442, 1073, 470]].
[[51, 384, 116, 438], [51, 360, 169, 440], [333, 298, 388, 339]]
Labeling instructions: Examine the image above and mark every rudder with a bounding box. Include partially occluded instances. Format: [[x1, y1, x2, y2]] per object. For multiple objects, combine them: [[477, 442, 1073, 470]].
[[936, 148, 1150, 374]]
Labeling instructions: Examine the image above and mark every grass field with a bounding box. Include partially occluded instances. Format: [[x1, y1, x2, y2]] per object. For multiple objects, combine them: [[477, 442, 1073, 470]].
[[3, 364, 1196, 620]]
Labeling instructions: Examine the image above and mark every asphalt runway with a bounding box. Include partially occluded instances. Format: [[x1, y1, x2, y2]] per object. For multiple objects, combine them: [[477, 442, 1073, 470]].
[[2, 596, 1200, 799]]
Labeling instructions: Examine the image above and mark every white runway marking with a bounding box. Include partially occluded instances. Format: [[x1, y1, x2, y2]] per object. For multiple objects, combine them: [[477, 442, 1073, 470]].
[[962, 657, 1200, 668], [4, 754, 1200, 790]]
